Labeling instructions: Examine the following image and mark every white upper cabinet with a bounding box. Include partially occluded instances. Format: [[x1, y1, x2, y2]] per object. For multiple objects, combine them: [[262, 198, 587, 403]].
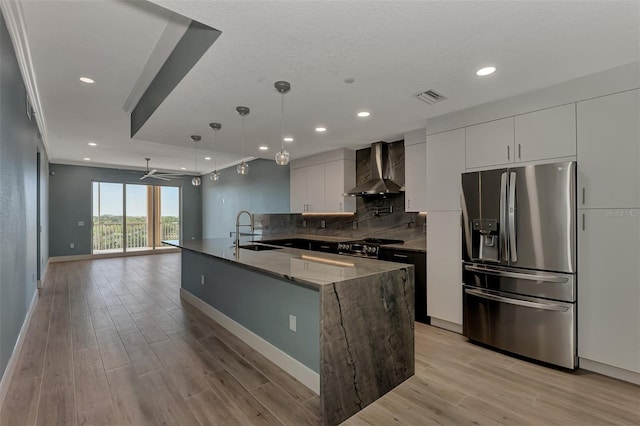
[[324, 160, 356, 212], [465, 117, 514, 169], [290, 149, 356, 213], [577, 89, 640, 209], [515, 103, 576, 162], [578, 208, 640, 373], [405, 142, 427, 212], [426, 128, 465, 211]]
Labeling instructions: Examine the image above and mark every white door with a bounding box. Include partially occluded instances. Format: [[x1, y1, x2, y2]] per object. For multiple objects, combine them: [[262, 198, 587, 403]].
[[305, 164, 326, 212], [290, 167, 307, 213], [426, 211, 463, 326], [515, 103, 576, 162], [578, 208, 640, 373], [426, 128, 465, 211], [465, 117, 514, 169], [577, 89, 640, 209], [405, 142, 426, 212], [324, 160, 346, 212]]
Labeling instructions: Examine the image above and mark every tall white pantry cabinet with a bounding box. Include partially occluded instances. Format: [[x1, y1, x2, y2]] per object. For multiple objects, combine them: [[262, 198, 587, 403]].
[[576, 89, 640, 377]]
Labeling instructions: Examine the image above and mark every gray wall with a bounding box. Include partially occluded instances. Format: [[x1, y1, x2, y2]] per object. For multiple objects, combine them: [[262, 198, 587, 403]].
[[0, 15, 42, 380], [202, 159, 290, 238], [182, 250, 320, 372], [49, 164, 203, 257]]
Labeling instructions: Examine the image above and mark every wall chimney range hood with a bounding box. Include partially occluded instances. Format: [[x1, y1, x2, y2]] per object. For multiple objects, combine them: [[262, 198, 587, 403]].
[[344, 142, 402, 196]]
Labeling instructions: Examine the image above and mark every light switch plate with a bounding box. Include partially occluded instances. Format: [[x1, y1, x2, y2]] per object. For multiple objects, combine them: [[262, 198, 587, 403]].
[[78, 221, 84, 226], [289, 314, 297, 332], [70, 243, 75, 249]]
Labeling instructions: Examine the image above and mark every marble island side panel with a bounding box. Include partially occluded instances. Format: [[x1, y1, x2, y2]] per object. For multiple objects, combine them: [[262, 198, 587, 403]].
[[320, 266, 415, 425]]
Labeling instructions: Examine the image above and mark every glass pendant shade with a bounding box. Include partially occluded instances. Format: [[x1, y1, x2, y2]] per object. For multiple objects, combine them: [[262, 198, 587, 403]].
[[275, 149, 290, 165], [236, 106, 250, 175], [274, 81, 291, 166], [190, 134, 202, 187], [210, 170, 221, 181], [237, 161, 249, 175]]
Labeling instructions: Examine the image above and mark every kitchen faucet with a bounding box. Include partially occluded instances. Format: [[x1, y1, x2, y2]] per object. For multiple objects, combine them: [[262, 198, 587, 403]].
[[234, 210, 254, 257]]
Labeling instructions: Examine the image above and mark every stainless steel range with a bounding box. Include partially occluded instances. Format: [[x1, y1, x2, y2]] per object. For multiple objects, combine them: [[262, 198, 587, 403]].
[[337, 238, 404, 258]]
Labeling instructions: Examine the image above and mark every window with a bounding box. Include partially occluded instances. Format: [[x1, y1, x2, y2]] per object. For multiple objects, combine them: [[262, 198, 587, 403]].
[[92, 182, 180, 254]]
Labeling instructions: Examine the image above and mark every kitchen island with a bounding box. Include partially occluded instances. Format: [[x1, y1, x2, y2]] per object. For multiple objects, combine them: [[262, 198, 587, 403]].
[[163, 238, 414, 425]]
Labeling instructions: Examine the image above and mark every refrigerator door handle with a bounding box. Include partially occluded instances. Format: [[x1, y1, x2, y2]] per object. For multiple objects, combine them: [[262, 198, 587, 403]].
[[464, 264, 569, 283], [500, 172, 509, 261], [508, 171, 517, 262], [465, 288, 569, 312]]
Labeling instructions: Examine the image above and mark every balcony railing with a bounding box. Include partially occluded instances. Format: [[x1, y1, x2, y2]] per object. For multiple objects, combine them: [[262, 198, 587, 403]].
[[93, 221, 179, 253]]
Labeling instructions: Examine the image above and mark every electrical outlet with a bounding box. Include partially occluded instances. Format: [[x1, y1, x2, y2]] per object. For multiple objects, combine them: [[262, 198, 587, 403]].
[[70, 243, 74, 249], [289, 314, 297, 332], [200, 274, 205, 285], [352, 221, 358, 230], [78, 221, 84, 226]]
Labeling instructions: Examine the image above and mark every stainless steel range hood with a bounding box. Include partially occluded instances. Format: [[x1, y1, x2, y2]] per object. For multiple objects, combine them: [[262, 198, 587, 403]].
[[344, 142, 402, 196]]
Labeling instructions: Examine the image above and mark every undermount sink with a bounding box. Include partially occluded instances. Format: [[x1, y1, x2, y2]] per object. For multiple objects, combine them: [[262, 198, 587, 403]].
[[238, 244, 283, 251]]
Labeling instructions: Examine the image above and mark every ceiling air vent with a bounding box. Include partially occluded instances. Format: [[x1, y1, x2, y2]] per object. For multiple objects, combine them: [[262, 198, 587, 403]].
[[415, 89, 447, 105]]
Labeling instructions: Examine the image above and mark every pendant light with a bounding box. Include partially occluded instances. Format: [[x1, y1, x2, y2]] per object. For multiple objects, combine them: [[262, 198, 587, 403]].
[[236, 106, 250, 175], [190, 135, 202, 186], [274, 81, 291, 166], [209, 122, 221, 181]]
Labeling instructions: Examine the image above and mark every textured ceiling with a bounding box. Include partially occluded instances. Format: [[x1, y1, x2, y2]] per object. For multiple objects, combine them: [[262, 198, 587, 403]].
[[18, 0, 640, 173]]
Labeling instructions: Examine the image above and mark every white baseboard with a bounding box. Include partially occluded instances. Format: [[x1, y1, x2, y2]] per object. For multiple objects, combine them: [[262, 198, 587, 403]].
[[49, 248, 180, 263], [579, 358, 640, 385], [430, 317, 463, 334], [37, 259, 49, 289], [180, 288, 320, 394], [0, 290, 38, 408]]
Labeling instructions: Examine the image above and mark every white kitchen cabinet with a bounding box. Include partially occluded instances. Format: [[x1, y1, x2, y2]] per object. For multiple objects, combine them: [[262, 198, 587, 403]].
[[324, 160, 356, 212], [577, 89, 640, 209], [426, 210, 462, 326], [290, 164, 324, 212], [515, 103, 576, 162], [578, 208, 640, 373], [405, 142, 426, 212], [290, 151, 355, 213], [425, 128, 465, 211], [465, 117, 514, 169]]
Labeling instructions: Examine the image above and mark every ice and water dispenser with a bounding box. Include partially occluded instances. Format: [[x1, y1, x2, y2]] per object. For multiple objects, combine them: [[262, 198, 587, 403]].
[[472, 218, 500, 262]]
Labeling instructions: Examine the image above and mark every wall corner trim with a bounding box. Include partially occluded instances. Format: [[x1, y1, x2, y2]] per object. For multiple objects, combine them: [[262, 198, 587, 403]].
[[180, 288, 320, 394], [0, 290, 38, 408]]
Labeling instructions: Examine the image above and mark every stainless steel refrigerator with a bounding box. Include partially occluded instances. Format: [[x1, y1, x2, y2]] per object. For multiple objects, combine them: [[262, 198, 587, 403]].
[[461, 161, 577, 369]]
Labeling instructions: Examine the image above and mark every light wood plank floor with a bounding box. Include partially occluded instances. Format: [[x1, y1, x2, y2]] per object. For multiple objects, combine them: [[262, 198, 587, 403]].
[[1, 253, 638, 426]]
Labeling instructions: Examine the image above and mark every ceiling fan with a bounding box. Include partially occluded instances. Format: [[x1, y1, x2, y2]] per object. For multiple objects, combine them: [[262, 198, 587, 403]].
[[140, 158, 184, 181]]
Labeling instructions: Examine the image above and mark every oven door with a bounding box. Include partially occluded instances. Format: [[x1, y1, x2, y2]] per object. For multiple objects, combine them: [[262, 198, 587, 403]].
[[463, 286, 576, 369]]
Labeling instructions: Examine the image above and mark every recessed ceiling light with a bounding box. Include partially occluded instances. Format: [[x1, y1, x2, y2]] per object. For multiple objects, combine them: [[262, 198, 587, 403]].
[[180, 167, 186, 170], [476, 66, 496, 76], [315, 127, 327, 133], [283, 137, 294, 142], [83, 157, 90, 161], [88, 142, 97, 146], [357, 111, 370, 118], [79, 77, 95, 84], [259, 146, 269, 151], [204, 156, 211, 160]]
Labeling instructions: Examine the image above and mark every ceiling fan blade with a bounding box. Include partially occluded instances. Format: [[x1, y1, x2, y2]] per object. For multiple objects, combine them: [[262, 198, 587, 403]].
[[151, 176, 171, 181], [155, 173, 184, 176], [147, 169, 158, 176]]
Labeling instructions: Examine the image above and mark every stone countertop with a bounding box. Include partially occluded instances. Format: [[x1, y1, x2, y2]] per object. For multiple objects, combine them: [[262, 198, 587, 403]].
[[162, 238, 411, 290], [382, 238, 426, 253]]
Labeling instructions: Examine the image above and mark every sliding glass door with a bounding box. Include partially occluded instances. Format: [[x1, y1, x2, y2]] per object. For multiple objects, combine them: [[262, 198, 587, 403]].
[[92, 182, 180, 254], [92, 182, 124, 254]]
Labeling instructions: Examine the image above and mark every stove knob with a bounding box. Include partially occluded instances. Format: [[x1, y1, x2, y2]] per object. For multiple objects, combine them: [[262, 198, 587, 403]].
[[369, 246, 377, 254]]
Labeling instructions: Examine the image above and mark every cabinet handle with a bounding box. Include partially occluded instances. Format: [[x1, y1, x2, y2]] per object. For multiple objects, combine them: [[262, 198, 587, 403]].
[[507, 145, 510, 160], [582, 213, 585, 231], [518, 143, 521, 160], [393, 254, 409, 259], [339, 202, 342, 211], [407, 199, 411, 209], [581, 187, 585, 205]]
